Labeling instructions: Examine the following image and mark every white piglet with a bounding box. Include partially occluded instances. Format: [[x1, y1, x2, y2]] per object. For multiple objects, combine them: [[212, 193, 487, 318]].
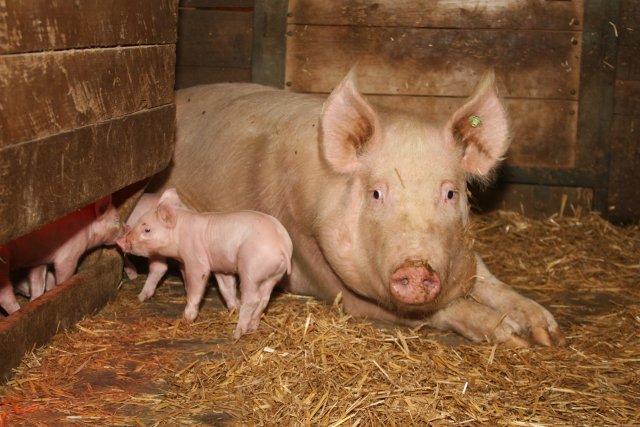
[[117, 188, 293, 339]]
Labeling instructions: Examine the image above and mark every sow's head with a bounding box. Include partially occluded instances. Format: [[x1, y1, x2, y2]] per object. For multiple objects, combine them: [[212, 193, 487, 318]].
[[314, 71, 510, 315]]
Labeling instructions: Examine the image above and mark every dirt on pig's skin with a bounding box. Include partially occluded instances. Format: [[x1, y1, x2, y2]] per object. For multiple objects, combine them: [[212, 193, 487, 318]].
[[0, 210, 639, 426]]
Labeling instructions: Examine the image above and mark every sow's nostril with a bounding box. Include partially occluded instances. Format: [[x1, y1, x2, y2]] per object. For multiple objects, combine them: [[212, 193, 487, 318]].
[[389, 265, 441, 305]]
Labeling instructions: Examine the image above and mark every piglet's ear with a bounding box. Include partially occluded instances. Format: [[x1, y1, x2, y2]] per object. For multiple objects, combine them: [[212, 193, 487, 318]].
[[94, 194, 113, 217], [156, 202, 177, 228], [446, 71, 510, 181], [320, 72, 380, 174], [159, 188, 183, 207]]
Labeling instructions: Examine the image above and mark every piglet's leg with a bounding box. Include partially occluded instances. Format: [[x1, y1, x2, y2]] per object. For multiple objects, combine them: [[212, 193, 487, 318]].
[[182, 264, 210, 323], [214, 273, 239, 311], [123, 256, 138, 280], [247, 277, 280, 333], [44, 270, 56, 291], [0, 255, 20, 314], [28, 265, 48, 301], [54, 256, 80, 285], [138, 256, 168, 302], [234, 277, 261, 340]]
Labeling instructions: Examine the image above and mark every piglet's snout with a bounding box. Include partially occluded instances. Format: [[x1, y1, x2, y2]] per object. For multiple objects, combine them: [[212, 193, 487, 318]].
[[116, 236, 129, 253], [390, 261, 441, 305]]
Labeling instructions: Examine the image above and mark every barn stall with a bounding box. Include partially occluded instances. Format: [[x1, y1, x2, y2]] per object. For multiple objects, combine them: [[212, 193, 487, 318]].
[[1, 0, 639, 425]]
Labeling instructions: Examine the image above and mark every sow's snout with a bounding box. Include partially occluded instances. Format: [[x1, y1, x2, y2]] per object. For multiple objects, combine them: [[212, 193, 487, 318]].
[[389, 260, 441, 305]]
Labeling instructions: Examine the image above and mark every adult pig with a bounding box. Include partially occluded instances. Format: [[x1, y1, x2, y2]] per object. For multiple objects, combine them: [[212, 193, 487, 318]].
[[156, 72, 564, 346], [117, 188, 293, 339], [0, 195, 123, 314]]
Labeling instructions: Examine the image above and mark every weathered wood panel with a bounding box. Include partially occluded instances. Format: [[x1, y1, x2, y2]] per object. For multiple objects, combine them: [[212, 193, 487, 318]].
[[285, 26, 581, 99], [607, 115, 640, 223], [0, 45, 175, 147], [0, 249, 122, 382], [175, 7, 252, 88], [252, 0, 288, 87], [473, 183, 593, 218], [0, 106, 176, 244], [288, 0, 584, 30], [616, 44, 640, 81], [0, 0, 177, 54], [176, 66, 251, 88], [619, 0, 640, 47], [369, 96, 578, 168], [180, 0, 254, 7], [614, 80, 640, 115]]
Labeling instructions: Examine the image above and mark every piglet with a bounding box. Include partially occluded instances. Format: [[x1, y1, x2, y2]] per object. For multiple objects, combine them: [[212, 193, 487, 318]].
[[0, 195, 123, 314], [122, 193, 180, 302], [117, 188, 293, 339]]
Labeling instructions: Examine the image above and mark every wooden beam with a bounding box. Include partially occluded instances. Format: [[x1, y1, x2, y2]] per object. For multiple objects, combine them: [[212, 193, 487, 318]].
[[0, 0, 177, 54], [0, 249, 123, 383], [0, 105, 176, 244], [285, 26, 582, 99], [288, 0, 584, 30], [0, 45, 176, 147], [251, 0, 288, 88]]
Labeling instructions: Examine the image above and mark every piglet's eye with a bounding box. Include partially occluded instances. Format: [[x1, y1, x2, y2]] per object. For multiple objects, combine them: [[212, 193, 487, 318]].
[[144, 228, 151, 233], [446, 190, 455, 200], [373, 190, 381, 200]]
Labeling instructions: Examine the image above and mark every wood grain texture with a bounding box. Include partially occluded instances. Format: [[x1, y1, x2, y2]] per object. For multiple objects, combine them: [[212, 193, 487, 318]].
[[0, 249, 123, 382], [288, 0, 584, 30], [607, 115, 640, 223], [369, 96, 578, 168], [175, 66, 251, 88], [0, 0, 177, 54], [0, 106, 176, 244], [180, 0, 254, 8], [0, 45, 176, 147], [614, 80, 640, 115], [177, 8, 252, 69], [285, 26, 582, 99], [619, 0, 640, 47]]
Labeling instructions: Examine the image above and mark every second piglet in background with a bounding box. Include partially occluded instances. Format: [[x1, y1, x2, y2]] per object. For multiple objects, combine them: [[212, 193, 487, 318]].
[[0, 195, 123, 314], [117, 188, 293, 339]]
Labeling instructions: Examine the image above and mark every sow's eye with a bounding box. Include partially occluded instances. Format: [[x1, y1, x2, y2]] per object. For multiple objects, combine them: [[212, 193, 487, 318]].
[[370, 182, 387, 204], [442, 182, 459, 204]]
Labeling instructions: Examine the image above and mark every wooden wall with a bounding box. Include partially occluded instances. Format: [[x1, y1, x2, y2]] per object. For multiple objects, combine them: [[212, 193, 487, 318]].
[[175, 0, 254, 88], [608, 0, 640, 223], [0, 0, 179, 244]]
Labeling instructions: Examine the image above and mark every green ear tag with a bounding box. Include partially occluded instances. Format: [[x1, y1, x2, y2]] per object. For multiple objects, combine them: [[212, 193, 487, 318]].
[[468, 115, 482, 128]]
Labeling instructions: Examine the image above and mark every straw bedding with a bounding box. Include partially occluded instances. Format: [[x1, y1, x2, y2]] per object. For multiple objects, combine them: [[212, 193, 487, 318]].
[[1, 210, 638, 426]]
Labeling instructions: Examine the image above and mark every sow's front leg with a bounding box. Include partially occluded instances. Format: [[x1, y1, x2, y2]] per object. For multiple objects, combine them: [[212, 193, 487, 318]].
[[427, 255, 565, 347]]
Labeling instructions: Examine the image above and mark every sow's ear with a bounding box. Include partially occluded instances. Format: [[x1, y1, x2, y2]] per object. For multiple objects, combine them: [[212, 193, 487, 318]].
[[320, 73, 380, 174], [94, 194, 113, 217], [446, 71, 510, 181]]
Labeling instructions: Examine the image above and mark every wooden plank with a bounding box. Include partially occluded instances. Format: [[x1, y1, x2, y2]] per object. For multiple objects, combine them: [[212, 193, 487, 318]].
[[620, 0, 640, 46], [369, 96, 578, 168], [0, 249, 123, 382], [285, 26, 582, 99], [616, 44, 640, 81], [575, 0, 619, 213], [0, 105, 176, 244], [252, 0, 288, 87], [0, 0, 177, 54], [472, 183, 593, 218], [177, 8, 252, 69], [0, 45, 176, 147], [607, 115, 640, 223], [180, 0, 254, 8], [288, 0, 584, 30], [614, 80, 640, 115], [175, 66, 251, 88]]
